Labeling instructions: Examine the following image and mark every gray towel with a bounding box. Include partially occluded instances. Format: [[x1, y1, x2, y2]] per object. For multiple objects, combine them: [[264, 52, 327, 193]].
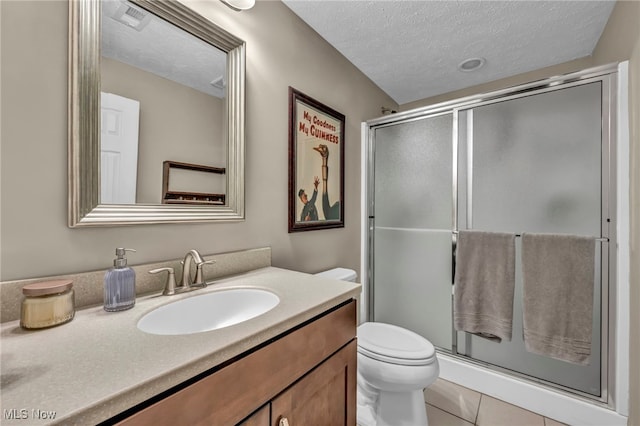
[[454, 230, 516, 342], [521, 233, 595, 365]]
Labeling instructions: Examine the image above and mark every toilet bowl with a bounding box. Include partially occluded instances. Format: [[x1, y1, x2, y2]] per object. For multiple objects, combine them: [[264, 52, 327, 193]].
[[314, 268, 439, 426], [357, 322, 439, 426]]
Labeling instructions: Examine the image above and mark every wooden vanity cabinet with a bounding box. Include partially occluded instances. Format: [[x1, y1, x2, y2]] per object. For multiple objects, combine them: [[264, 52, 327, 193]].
[[270, 340, 356, 426], [116, 300, 356, 426]]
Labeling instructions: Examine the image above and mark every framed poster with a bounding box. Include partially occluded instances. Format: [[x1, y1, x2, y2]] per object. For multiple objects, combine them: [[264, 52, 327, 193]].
[[288, 87, 345, 232]]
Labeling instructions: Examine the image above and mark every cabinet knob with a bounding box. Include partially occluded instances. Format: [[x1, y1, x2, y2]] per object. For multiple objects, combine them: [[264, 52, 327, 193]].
[[278, 416, 290, 426]]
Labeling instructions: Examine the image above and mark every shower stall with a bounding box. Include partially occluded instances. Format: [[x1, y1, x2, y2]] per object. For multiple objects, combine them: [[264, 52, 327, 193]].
[[364, 65, 619, 405]]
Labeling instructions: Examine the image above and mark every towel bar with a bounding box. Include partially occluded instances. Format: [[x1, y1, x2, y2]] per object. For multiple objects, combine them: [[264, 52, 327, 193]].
[[451, 231, 609, 242]]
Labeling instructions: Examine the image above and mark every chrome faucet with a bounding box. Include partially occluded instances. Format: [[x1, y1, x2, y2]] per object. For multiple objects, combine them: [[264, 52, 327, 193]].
[[149, 249, 215, 296]]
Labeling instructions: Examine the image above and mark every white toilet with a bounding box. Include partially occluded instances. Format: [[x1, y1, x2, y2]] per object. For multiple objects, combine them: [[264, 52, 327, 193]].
[[315, 268, 439, 426]]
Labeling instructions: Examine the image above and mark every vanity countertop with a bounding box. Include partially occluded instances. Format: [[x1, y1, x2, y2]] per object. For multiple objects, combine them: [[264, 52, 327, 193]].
[[0, 267, 361, 425]]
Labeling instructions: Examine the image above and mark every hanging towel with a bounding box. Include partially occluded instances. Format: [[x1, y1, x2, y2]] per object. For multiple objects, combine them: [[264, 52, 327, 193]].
[[521, 233, 595, 365], [453, 230, 516, 342]]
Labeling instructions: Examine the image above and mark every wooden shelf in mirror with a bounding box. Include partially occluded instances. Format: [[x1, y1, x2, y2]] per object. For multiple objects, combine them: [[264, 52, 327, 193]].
[[162, 161, 226, 205]]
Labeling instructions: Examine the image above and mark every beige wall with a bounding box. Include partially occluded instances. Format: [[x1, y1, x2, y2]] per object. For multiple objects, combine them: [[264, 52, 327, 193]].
[[629, 34, 639, 426], [0, 0, 396, 281], [101, 57, 225, 203], [593, 1, 640, 423], [630, 34, 640, 426]]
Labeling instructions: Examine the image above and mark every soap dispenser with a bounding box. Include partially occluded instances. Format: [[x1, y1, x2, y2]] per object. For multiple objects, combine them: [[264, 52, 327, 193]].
[[104, 248, 136, 312]]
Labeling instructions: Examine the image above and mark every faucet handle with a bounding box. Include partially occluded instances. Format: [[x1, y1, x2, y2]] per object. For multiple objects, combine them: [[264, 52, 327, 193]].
[[194, 260, 216, 285], [149, 267, 178, 296]]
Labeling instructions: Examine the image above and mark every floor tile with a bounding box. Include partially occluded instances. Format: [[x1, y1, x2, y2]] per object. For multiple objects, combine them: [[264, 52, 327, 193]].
[[426, 404, 474, 426], [424, 378, 481, 424], [476, 395, 545, 426]]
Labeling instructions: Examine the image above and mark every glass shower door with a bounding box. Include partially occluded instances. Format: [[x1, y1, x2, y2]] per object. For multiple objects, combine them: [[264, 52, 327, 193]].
[[456, 81, 605, 396], [371, 113, 453, 349]]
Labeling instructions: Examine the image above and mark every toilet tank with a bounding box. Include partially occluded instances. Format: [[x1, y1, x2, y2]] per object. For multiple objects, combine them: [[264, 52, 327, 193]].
[[314, 267, 357, 282]]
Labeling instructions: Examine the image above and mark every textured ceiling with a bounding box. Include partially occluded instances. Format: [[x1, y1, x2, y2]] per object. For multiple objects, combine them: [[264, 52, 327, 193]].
[[101, 0, 227, 98], [282, 0, 616, 105]]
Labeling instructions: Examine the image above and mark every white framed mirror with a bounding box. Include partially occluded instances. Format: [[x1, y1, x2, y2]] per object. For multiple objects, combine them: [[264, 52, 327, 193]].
[[69, 0, 245, 227]]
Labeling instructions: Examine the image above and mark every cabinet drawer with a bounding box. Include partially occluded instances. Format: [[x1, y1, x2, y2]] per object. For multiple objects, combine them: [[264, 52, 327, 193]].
[[117, 300, 356, 426]]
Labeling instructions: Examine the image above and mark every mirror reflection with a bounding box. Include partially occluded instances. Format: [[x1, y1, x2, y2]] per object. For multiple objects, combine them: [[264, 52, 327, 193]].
[[100, 0, 227, 205], [68, 0, 245, 226]]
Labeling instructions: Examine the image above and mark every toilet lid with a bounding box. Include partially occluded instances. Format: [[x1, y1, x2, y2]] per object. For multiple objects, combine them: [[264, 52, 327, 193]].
[[357, 322, 436, 366]]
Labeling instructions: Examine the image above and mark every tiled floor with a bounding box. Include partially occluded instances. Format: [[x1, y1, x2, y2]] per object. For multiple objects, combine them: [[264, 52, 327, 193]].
[[424, 379, 567, 426]]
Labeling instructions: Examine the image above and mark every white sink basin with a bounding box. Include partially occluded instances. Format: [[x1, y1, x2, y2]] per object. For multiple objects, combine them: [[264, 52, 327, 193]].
[[137, 288, 280, 335]]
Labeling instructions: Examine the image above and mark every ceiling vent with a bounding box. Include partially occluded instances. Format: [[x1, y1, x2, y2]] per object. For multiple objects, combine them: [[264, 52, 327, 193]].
[[210, 76, 226, 90], [111, 2, 152, 31]]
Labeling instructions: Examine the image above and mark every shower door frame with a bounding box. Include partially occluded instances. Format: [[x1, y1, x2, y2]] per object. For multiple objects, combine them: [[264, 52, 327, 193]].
[[365, 63, 618, 406]]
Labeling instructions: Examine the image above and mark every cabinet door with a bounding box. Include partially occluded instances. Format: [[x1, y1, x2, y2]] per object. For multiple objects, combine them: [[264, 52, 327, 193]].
[[238, 404, 270, 426], [271, 341, 356, 426]]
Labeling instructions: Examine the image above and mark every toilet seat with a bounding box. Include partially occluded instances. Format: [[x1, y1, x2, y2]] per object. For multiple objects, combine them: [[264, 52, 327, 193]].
[[358, 322, 436, 366]]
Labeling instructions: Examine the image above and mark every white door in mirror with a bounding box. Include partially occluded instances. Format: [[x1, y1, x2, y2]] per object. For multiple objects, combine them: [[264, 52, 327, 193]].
[[137, 288, 279, 335], [101, 92, 140, 204]]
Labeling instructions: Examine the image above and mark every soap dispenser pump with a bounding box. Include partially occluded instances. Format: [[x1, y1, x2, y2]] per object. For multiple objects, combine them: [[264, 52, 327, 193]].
[[104, 248, 136, 312]]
